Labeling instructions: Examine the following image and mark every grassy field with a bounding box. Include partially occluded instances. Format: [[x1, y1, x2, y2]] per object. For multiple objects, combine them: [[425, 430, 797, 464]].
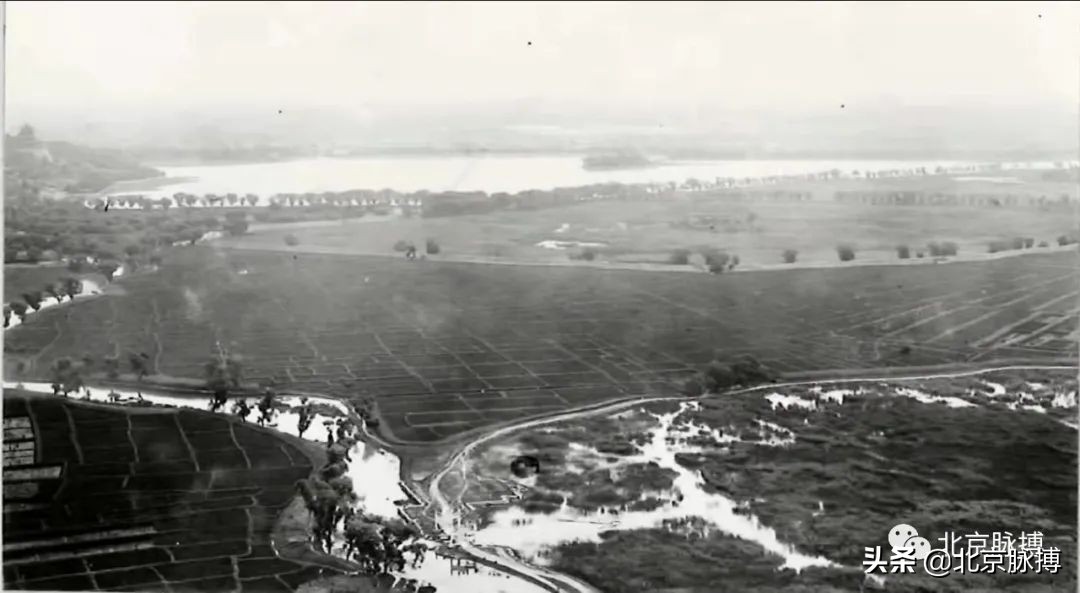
[[216, 171, 1079, 269], [1, 391, 347, 592], [4, 245, 1075, 444]]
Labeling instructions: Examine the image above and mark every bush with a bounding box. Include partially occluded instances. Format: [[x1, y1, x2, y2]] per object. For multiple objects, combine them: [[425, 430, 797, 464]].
[[425, 239, 440, 255], [696, 355, 777, 393], [1023, 237, 1035, 249], [284, 234, 300, 247], [1011, 237, 1025, 250], [928, 241, 958, 257], [668, 249, 691, 265], [916, 251, 925, 258], [579, 247, 598, 261], [896, 245, 911, 259], [781, 249, 798, 264], [988, 239, 1012, 253], [701, 249, 730, 274], [1038, 241, 1049, 248], [836, 244, 856, 262], [393, 239, 412, 252]]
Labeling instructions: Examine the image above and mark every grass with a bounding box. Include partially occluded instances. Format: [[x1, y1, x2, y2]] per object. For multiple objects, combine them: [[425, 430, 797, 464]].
[[217, 176, 1079, 269]]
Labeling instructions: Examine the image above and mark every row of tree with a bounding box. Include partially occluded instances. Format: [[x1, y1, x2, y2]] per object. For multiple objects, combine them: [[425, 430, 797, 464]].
[[4, 277, 85, 328], [835, 190, 1076, 211], [294, 411, 428, 578]]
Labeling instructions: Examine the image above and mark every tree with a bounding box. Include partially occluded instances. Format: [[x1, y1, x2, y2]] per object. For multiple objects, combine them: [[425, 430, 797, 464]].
[[64, 277, 82, 300], [668, 249, 691, 265], [782, 249, 798, 264], [44, 283, 61, 302], [103, 355, 121, 379], [836, 244, 856, 262], [344, 517, 386, 573], [297, 399, 314, 438], [129, 352, 151, 382], [205, 356, 242, 412], [233, 399, 252, 422], [701, 249, 730, 274], [22, 292, 42, 312], [10, 302, 27, 322], [257, 390, 276, 426], [98, 262, 120, 282], [896, 245, 911, 259], [51, 357, 84, 397]]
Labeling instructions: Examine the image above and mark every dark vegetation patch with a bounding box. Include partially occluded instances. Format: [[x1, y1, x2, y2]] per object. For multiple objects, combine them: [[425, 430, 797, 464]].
[[2, 393, 339, 591]]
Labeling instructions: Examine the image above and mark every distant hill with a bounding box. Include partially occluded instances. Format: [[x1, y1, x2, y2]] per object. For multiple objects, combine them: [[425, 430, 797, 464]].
[[4, 125, 162, 197]]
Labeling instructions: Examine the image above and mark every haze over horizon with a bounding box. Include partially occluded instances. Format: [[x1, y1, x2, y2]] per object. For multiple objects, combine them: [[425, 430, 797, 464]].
[[6, 1, 1080, 157]]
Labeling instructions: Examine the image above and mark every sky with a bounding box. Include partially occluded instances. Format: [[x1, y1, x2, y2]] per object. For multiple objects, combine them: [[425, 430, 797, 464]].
[[5, 1, 1080, 147]]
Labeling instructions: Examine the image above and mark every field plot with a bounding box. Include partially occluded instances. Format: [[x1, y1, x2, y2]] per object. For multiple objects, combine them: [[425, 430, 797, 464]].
[[1, 392, 335, 592], [5, 247, 1077, 443]]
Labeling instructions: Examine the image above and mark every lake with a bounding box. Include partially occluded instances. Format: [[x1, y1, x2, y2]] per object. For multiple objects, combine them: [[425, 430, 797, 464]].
[[136, 155, 988, 197]]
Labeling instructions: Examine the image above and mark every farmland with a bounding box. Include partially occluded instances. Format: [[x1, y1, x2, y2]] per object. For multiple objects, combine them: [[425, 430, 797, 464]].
[[1, 391, 352, 592], [4, 245, 1076, 444]]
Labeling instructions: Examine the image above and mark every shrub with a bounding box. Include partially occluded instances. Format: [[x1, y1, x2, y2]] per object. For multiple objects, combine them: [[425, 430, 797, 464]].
[[836, 244, 856, 262], [928, 241, 958, 257], [1011, 237, 1025, 250], [701, 249, 730, 274], [916, 251, 925, 258], [580, 247, 598, 261], [425, 239, 441, 255], [668, 249, 691, 265], [1038, 241, 1049, 248], [781, 249, 798, 264], [1023, 237, 1035, 249], [284, 234, 300, 247], [897, 245, 911, 259]]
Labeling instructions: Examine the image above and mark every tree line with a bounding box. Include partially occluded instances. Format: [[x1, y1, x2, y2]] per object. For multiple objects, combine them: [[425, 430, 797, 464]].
[[835, 190, 1076, 211]]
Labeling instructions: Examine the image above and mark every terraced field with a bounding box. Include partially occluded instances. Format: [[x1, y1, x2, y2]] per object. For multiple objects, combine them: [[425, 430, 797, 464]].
[[5, 247, 1076, 443], [1, 391, 342, 592]]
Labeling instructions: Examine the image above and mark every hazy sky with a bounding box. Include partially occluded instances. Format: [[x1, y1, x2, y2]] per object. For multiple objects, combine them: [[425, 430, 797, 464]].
[[6, 1, 1080, 135]]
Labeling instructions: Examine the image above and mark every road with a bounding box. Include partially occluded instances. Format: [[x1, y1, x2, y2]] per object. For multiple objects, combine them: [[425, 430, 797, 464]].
[[424, 363, 1078, 593]]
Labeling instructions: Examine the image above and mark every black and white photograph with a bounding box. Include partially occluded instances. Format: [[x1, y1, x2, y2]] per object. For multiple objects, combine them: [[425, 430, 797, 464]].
[[2, 2, 1079, 592]]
